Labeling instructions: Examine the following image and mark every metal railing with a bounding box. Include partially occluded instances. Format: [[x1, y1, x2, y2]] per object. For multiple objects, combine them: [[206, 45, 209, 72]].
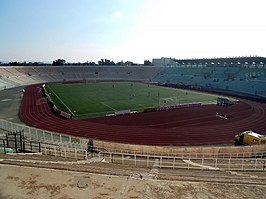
[[98, 151, 266, 171], [1, 118, 266, 170], [0, 119, 88, 150], [0, 129, 88, 160]]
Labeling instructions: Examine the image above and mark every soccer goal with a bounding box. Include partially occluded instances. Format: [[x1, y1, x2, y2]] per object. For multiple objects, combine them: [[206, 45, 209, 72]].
[[159, 97, 178, 107]]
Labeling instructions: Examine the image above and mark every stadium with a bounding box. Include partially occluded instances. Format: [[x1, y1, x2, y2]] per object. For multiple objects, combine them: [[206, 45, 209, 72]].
[[1, 56, 266, 145], [1, 57, 266, 146], [1, 56, 266, 196]]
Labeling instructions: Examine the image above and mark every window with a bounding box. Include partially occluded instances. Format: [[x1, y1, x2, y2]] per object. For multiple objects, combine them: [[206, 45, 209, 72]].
[[239, 134, 244, 142], [261, 140, 266, 144], [253, 139, 258, 143]]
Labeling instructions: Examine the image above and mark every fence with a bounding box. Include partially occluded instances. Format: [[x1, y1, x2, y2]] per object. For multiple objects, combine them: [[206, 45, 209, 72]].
[[0, 118, 88, 150], [99, 151, 266, 171], [1, 118, 266, 170], [0, 130, 87, 160], [93, 139, 266, 158], [0, 118, 88, 160]]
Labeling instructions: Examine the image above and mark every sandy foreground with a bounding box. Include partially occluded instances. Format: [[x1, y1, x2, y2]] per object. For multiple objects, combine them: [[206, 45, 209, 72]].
[[1, 163, 266, 199]]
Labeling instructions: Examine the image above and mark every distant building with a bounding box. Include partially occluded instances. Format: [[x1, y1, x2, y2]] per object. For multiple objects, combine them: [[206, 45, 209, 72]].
[[172, 56, 266, 68], [152, 56, 266, 68], [152, 57, 175, 66]]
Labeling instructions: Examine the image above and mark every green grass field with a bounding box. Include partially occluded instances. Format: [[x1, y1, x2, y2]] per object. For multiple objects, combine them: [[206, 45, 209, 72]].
[[45, 82, 220, 119]]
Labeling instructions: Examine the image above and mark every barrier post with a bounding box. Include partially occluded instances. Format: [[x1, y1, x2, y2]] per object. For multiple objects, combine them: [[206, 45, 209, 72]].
[[75, 147, 77, 160], [54, 146, 57, 156], [29, 128, 32, 140], [14, 134, 18, 153], [48, 144, 51, 155], [35, 130, 38, 140], [42, 130, 45, 141], [5, 134, 9, 148], [22, 141, 25, 152], [85, 150, 87, 160], [38, 142, 41, 152], [19, 131, 23, 151], [173, 156, 175, 169], [64, 148, 67, 158], [2, 139, 6, 154]]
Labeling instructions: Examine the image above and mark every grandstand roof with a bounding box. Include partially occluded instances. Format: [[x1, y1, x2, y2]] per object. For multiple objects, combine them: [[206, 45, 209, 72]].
[[173, 56, 266, 65]]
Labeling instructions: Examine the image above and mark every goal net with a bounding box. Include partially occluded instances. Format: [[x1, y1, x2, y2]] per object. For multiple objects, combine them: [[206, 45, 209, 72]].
[[159, 97, 178, 107]]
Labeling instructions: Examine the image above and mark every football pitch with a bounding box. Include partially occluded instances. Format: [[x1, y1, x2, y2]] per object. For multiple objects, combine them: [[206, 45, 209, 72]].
[[45, 82, 219, 119]]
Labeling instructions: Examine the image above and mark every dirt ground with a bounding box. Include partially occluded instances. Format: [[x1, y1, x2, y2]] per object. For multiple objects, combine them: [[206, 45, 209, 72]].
[[1, 162, 266, 199]]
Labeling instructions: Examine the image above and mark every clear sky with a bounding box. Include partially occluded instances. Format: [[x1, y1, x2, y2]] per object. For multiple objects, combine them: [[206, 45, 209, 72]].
[[1, 0, 266, 64]]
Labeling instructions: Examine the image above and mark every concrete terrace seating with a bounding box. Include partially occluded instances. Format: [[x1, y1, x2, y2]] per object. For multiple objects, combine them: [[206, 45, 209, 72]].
[[0, 77, 20, 90], [1, 65, 266, 99], [0, 66, 163, 86], [0, 78, 13, 90], [4, 68, 24, 77], [0, 68, 13, 78], [153, 65, 266, 99]]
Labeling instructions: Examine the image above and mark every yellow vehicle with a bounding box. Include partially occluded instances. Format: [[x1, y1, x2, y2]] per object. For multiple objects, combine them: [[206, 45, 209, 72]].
[[235, 131, 266, 145]]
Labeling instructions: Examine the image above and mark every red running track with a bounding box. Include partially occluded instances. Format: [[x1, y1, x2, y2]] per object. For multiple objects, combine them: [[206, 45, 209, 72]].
[[19, 84, 266, 146]]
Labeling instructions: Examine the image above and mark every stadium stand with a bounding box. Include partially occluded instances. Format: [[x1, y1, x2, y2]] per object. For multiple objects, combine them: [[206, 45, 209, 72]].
[[152, 58, 266, 101], [1, 58, 266, 100], [0, 66, 163, 86]]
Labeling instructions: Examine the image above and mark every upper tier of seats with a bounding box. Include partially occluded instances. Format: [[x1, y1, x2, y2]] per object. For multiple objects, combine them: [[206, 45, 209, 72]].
[[152, 65, 266, 99]]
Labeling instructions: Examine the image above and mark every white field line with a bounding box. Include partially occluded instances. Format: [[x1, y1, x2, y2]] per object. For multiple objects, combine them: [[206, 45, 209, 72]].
[[48, 86, 74, 115], [138, 104, 145, 108], [101, 102, 117, 111]]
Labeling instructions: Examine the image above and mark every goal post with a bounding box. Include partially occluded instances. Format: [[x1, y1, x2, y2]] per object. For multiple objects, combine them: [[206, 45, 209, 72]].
[[159, 97, 178, 107]]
